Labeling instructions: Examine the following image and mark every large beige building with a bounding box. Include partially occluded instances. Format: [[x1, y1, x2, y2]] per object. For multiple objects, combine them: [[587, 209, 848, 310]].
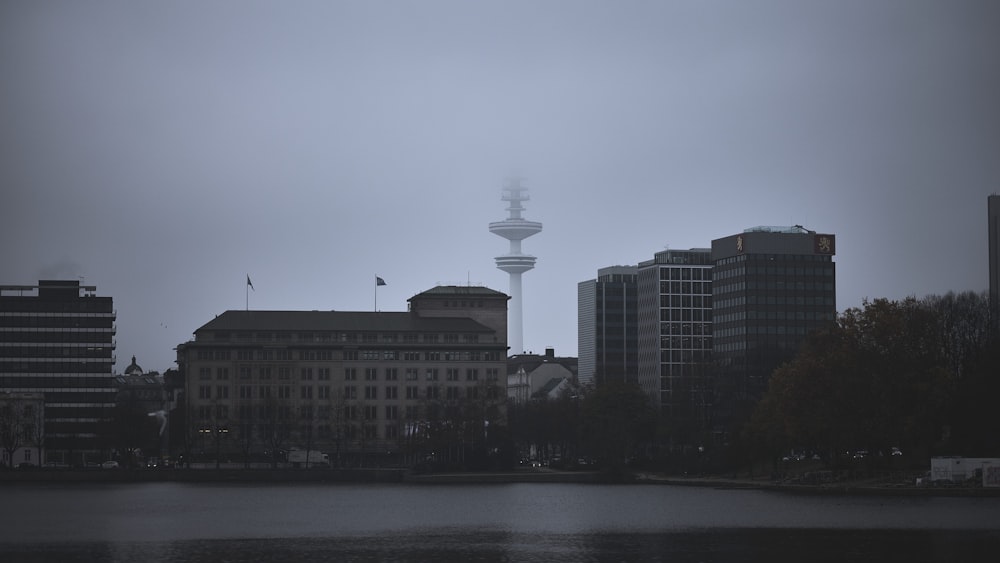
[[177, 286, 509, 467]]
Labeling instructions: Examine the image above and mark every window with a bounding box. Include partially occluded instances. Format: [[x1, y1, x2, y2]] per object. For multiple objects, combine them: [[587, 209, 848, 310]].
[[198, 385, 211, 399], [426, 386, 439, 400], [425, 368, 438, 381], [385, 386, 398, 400], [301, 368, 313, 380], [216, 368, 229, 380], [344, 386, 357, 400], [215, 385, 229, 399], [466, 387, 479, 400], [385, 425, 398, 439], [405, 368, 419, 381], [239, 366, 252, 380], [344, 368, 357, 381], [384, 368, 398, 381], [446, 368, 459, 381], [238, 350, 253, 361], [446, 386, 460, 400], [364, 405, 378, 421], [403, 352, 420, 361], [406, 386, 419, 400], [486, 368, 499, 381], [199, 368, 211, 380], [300, 386, 313, 399], [466, 368, 478, 381], [365, 368, 378, 381], [385, 405, 398, 420], [318, 386, 330, 399], [364, 385, 378, 400], [239, 385, 252, 399], [318, 367, 330, 380], [405, 405, 418, 419]]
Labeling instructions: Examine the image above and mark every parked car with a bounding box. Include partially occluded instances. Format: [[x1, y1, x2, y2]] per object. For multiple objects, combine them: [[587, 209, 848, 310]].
[[100, 460, 119, 469]]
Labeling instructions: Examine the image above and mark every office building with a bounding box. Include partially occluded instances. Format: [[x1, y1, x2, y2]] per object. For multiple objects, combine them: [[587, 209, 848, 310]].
[[0, 280, 116, 465], [637, 248, 713, 441], [711, 226, 836, 435], [577, 266, 639, 387], [177, 285, 508, 467]]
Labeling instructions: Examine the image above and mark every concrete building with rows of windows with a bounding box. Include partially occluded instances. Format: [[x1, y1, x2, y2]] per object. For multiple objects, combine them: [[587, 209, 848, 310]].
[[637, 248, 714, 446], [0, 280, 116, 466], [176, 285, 509, 467]]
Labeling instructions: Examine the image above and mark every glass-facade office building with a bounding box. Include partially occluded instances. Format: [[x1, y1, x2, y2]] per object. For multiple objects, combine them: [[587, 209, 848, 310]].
[[711, 227, 836, 435]]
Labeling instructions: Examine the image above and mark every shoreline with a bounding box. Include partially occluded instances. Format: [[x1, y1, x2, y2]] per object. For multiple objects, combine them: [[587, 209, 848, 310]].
[[2, 468, 998, 496]]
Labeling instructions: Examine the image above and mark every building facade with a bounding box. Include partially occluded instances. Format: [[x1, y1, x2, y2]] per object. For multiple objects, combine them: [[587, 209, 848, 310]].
[[0, 280, 116, 465], [711, 226, 836, 435], [577, 266, 639, 387], [177, 286, 509, 467], [637, 249, 713, 441]]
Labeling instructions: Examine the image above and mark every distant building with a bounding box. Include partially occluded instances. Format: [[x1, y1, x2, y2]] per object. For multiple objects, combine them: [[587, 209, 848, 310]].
[[0, 280, 116, 466], [114, 356, 170, 462], [711, 226, 836, 436], [577, 266, 639, 387], [506, 348, 578, 404], [176, 286, 509, 467], [637, 248, 714, 441]]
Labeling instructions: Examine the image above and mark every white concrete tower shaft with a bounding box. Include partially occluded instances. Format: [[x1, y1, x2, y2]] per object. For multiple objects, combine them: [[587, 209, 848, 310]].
[[489, 178, 542, 355]]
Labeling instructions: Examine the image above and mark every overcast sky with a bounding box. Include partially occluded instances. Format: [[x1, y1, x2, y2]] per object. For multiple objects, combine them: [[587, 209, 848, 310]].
[[2, 1, 998, 373]]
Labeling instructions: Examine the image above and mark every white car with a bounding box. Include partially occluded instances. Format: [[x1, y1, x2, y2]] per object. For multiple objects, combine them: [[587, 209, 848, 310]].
[[101, 460, 119, 469]]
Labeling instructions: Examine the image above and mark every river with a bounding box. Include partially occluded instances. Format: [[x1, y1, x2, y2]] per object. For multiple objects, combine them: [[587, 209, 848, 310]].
[[2, 482, 999, 562]]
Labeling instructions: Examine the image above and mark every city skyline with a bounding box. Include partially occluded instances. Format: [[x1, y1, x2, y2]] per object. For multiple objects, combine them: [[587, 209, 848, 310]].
[[2, 1, 998, 372]]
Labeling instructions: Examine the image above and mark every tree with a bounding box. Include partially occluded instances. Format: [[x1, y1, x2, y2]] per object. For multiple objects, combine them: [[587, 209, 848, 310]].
[[580, 382, 656, 479], [748, 297, 957, 470], [0, 395, 27, 468]]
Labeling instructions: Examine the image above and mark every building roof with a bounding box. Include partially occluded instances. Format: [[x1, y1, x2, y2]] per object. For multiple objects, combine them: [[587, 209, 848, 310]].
[[408, 285, 509, 299], [195, 310, 497, 334]]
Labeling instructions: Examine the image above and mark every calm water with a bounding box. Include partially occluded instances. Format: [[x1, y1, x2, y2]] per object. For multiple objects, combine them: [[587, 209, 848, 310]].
[[2, 482, 999, 562]]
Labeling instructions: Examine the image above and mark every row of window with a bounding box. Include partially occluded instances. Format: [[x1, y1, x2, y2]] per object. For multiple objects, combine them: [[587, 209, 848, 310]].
[[199, 366, 500, 382], [715, 310, 836, 324], [196, 383, 502, 406], [213, 331, 484, 344], [714, 281, 835, 295], [195, 348, 503, 362]]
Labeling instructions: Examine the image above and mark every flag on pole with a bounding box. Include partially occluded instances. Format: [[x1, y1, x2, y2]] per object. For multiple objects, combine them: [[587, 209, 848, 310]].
[[376, 276, 386, 286], [247, 275, 254, 290]]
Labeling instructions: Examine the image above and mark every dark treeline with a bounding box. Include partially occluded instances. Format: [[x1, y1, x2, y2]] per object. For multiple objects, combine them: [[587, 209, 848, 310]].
[[509, 291, 999, 478]]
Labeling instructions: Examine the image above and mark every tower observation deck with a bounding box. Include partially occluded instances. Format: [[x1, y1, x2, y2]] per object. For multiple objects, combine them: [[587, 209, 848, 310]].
[[489, 178, 542, 355]]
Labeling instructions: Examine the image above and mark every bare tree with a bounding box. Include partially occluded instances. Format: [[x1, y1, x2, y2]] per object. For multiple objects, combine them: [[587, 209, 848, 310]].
[[0, 395, 27, 468]]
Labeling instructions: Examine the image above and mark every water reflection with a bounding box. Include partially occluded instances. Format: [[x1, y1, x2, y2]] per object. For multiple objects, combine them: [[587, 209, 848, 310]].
[[6, 530, 1000, 563], [3, 482, 1000, 562]]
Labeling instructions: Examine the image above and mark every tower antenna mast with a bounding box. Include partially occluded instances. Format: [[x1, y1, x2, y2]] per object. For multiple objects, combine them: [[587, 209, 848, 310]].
[[489, 178, 542, 356]]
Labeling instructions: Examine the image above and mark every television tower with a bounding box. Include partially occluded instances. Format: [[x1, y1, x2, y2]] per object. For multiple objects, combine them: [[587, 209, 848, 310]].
[[489, 178, 542, 355]]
